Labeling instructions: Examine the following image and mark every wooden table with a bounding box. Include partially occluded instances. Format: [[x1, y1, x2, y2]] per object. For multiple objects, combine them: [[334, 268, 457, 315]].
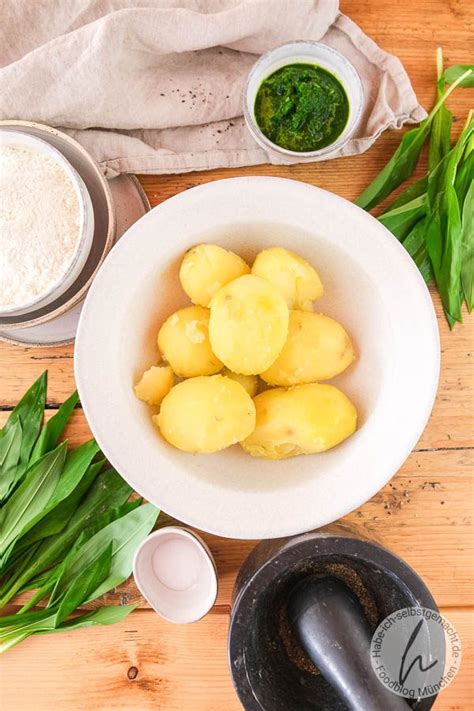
[[1, 2, 473, 708]]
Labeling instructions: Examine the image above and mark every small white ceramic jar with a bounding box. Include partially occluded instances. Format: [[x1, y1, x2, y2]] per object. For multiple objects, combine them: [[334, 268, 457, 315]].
[[244, 41, 364, 161], [0, 130, 94, 317], [133, 526, 218, 624]]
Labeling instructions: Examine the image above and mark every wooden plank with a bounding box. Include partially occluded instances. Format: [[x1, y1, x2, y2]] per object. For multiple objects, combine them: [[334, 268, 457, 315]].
[[0, 2, 472, 708], [0, 606, 471, 711], [9, 447, 473, 611]]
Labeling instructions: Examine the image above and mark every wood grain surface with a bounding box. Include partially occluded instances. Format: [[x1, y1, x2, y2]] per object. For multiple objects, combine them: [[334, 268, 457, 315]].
[[0, 1, 473, 709]]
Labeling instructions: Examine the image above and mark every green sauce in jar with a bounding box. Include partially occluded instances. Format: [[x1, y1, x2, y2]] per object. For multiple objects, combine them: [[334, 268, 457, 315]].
[[254, 63, 350, 152]]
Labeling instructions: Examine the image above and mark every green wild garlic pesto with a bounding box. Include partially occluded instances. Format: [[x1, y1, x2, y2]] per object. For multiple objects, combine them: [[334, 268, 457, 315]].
[[254, 63, 350, 152]]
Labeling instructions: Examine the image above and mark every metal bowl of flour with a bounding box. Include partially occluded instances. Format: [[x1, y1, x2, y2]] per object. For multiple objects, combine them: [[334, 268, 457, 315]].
[[0, 129, 95, 318], [0, 120, 116, 329]]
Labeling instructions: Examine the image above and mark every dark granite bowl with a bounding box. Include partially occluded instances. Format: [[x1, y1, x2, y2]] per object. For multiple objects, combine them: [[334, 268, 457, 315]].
[[228, 524, 438, 711]]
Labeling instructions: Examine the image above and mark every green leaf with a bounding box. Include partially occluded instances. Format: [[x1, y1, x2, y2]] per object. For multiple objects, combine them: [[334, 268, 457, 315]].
[[0, 607, 53, 628], [0, 469, 132, 606], [1, 372, 47, 492], [52, 605, 136, 632], [49, 533, 113, 609], [403, 217, 434, 283], [429, 103, 452, 173], [54, 541, 113, 626], [426, 116, 473, 326], [23, 440, 99, 535], [461, 180, 474, 311], [0, 541, 40, 600], [428, 49, 453, 173], [455, 150, 474, 208], [378, 194, 426, 241], [0, 443, 67, 557], [0, 418, 22, 502], [0, 604, 135, 653], [18, 534, 86, 614], [30, 391, 79, 464], [0, 440, 97, 569], [12, 459, 104, 554], [0, 609, 56, 654], [356, 124, 431, 211], [381, 175, 429, 213], [443, 65, 474, 88], [356, 68, 472, 211], [74, 503, 159, 604]]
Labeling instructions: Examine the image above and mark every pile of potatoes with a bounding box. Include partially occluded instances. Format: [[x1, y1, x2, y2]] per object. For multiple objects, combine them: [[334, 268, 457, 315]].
[[134, 244, 357, 459]]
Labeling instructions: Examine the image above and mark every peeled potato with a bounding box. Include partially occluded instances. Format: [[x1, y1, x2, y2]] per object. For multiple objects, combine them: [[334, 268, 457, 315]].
[[179, 244, 250, 307], [221, 368, 258, 398], [155, 375, 256, 453], [134, 365, 174, 406], [262, 311, 355, 386], [209, 274, 289, 375], [252, 247, 323, 311], [241, 383, 357, 459], [157, 305, 222, 377]]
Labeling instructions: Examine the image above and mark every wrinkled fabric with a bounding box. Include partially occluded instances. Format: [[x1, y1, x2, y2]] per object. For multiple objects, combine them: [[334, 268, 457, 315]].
[[0, 0, 425, 176]]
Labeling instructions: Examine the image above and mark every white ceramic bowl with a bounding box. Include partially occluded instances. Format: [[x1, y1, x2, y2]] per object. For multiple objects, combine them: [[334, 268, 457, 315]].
[[75, 177, 439, 540], [244, 42, 363, 160], [133, 527, 218, 624], [0, 130, 94, 316]]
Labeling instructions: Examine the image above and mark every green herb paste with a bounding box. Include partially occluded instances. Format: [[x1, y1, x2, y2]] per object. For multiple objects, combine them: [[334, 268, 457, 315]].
[[254, 63, 350, 152]]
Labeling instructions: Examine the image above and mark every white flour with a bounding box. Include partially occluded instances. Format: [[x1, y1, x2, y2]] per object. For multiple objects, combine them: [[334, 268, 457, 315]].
[[0, 143, 81, 309]]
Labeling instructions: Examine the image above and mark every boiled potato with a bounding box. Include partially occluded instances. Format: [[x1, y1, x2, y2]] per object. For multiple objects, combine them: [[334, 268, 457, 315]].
[[252, 247, 323, 311], [261, 311, 355, 386], [134, 365, 174, 406], [241, 383, 357, 459], [157, 305, 222, 377], [209, 274, 289, 375], [155, 375, 256, 453], [221, 368, 258, 397], [179, 244, 250, 307]]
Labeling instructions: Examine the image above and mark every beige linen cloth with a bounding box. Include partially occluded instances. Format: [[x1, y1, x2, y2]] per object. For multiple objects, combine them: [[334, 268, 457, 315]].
[[0, 0, 425, 177]]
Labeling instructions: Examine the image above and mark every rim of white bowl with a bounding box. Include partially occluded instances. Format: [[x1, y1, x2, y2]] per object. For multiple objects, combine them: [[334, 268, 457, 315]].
[[75, 177, 440, 540]]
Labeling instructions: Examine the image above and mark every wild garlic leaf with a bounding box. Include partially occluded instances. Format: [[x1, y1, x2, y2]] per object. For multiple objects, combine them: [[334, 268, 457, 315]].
[[0, 609, 56, 654], [461, 180, 474, 312], [0, 418, 22, 503], [28, 440, 99, 525], [1, 372, 47, 490], [0, 443, 67, 557], [381, 175, 428, 213], [454, 150, 474, 208], [18, 533, 87, 614], [355, 125, 431, 211], [49, 533, 114, 608], [402, 217, 434, 284], [0, 468, 133, 607], [53, 605, 136, 632], [54, 542, 114, 626], [356, 69, 472, 211], [30, 391, 78, 464], [3, 439, 99, 559], [428, 48, 453, 172], [443, 65, 474, 88], [46, 503, 158, 606], [379, 194, 427, 241], [12, 459, 104, 554], [84, 503, 159, 603], [426, 116, 473, 325]]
